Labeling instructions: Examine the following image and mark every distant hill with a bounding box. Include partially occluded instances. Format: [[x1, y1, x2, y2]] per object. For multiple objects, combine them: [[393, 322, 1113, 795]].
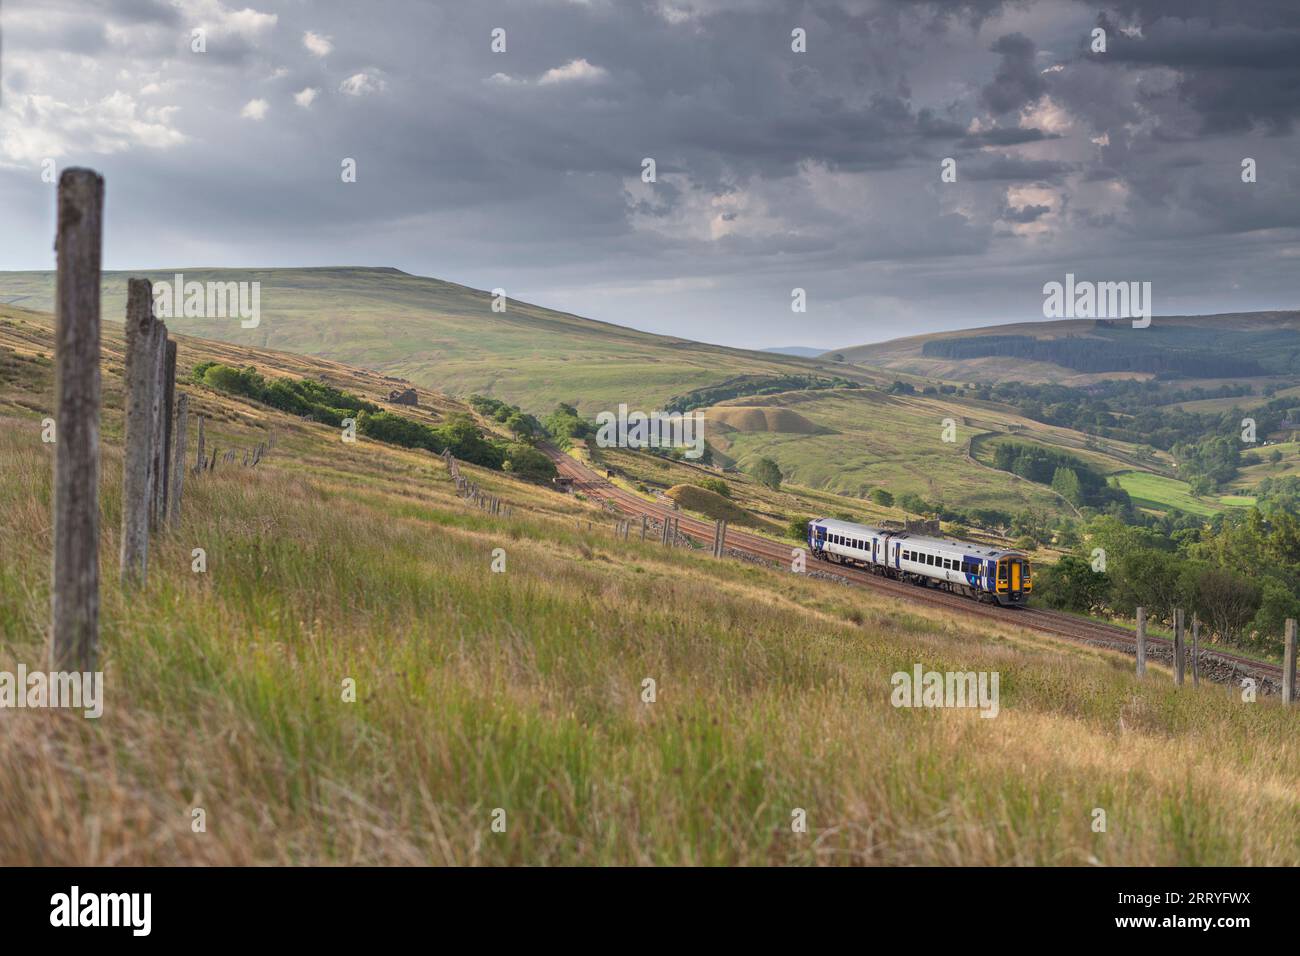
[[0, 267, 879, 415], [834, 312, 1300, 386], [762, 346, 825, 358]]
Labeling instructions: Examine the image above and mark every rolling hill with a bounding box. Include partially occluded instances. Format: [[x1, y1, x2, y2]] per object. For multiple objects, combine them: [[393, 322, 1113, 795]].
[[5, 267, 1291, 521], [3, 302, 1298, 865], [834, 312, 1300, 387], [0, 267, 878, 415]]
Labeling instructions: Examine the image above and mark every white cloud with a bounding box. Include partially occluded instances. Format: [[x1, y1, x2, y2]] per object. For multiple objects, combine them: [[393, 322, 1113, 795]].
[[0, 90, 187, 165], [241, 98, 269, 120], [294, 87, 319, 108], [339, 70, 387, 96], [182, 0, 278, 42], [537, 58, 608, 85], [302, 31, 333, 57]]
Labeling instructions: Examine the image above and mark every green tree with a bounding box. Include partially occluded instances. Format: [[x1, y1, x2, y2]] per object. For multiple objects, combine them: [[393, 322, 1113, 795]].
[[751, 457, 782, 490], [1050, 466, 1082, 505], [1037, 555, 1111, 614], [1186, 566, 1262, 644], [870, 488, 894, 507], [502, 444, 557, 482], [698, 478, 730, 498]]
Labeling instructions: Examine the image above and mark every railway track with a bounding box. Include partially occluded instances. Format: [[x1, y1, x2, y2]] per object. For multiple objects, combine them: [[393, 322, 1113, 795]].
[[542, 444, 1285, 694]]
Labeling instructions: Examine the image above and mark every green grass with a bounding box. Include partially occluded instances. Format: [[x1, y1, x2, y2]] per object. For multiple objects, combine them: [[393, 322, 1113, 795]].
[[1113, 470, 1253, 516], [0, 267, 877, 415], [2, 313, 1299, 866]]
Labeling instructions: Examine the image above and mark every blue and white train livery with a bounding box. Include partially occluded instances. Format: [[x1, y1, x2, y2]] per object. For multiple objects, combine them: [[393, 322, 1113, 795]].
[[807, 517, 1031, 607]]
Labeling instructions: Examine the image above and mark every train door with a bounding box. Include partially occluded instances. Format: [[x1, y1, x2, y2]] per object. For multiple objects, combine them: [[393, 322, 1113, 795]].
[[1010, 560, 1022, 593]]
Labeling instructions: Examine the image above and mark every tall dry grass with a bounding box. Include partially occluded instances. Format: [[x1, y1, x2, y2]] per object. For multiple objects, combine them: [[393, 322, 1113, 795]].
[[0, 327, 1298, 865]]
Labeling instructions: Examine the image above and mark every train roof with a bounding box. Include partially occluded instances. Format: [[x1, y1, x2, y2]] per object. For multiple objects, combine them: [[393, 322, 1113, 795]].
[[811, 518, 1024, 559], [890, 531, 1023, 559], [810, 517, 891, 536]]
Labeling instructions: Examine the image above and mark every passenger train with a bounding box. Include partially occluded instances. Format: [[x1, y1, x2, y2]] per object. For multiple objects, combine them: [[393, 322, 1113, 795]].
[[807, 517, 1032, 607]]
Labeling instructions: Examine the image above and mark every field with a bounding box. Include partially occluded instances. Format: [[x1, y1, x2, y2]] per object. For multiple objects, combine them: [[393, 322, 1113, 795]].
[[1113, 471, 1256, 517], [699, 387, 1166, 518], [4, 306, 1299, 865]]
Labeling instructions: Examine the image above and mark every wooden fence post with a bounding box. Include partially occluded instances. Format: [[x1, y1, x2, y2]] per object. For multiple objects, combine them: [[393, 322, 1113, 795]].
[[50, 168, 104, 672], [641, 515, 647, 541], [159, 339, 176, 522], [1191, 614, 1200, 688], [170, 393, 188, 526], [208, 445, 218, 472], [1135, 607, 1146, 678], [120, 278, 156, 583], [1284, 619, 1297, 706], [194, 414, 205, 473], [147, 324, 168, 531], [1174, 608, 1185, 687]]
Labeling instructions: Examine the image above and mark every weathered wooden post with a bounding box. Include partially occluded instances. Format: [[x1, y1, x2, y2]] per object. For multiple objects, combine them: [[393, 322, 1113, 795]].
[[50, 168, 104, 672], [159, 339, 176, 521], [716, 520, 727, 557], [120, 278, 156, 583], [1174, 608, 1185, 686], [208, 445, 218, 472], [1284, 619, 1297, 706], [1135, 607, 1146, 678], [147, 324, 168, 531], [170, 393, 188, 525], [194, 414, 205, 473], [1191, 614, 1200, 687], [641, 515, 648, 541]]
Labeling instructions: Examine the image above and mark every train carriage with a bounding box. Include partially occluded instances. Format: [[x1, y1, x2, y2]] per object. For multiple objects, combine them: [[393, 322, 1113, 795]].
[[807, 518, 1031, 607]]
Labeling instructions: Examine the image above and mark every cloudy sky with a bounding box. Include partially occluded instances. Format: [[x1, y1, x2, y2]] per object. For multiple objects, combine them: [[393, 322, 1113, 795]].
[[2, 0, 1298, 349]]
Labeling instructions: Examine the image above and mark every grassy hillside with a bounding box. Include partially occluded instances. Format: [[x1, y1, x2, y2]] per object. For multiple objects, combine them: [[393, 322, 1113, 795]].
[[0, 267, 877, 415], [0, 268, 1212, 522], [3, 307, 1298, 865], [836, 312, 1300, 387], [697, 387, 1165, 516]]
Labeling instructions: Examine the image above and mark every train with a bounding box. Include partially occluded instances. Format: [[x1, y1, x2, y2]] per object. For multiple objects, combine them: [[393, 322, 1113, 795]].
[[807, 517, 1032, 607]]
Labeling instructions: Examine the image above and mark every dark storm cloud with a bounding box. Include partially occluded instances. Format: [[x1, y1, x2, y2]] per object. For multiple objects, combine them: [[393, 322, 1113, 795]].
[[981, 32, 1045, 114], [1091, 15, 1300, 134], [964, 155, 1072, 182], [1, 0, 1298, 349]]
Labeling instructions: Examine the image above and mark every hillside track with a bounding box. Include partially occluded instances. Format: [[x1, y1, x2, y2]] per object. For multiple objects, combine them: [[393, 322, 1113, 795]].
[[541, 444, 1285, 694]]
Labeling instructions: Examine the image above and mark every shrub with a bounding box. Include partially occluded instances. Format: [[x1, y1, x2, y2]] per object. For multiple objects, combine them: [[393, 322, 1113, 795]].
[[698, 478, 730, 498]]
